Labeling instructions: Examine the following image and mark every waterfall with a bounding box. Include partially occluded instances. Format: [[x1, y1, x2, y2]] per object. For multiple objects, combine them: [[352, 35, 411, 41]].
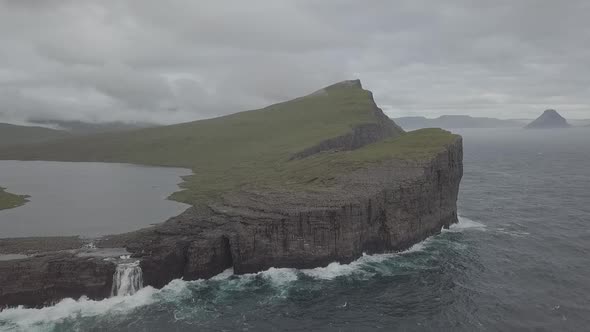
[[111, 261, 143, 296]]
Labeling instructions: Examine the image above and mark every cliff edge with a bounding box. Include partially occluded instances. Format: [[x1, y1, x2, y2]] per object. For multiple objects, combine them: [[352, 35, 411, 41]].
[[0, 80, 462, 307]]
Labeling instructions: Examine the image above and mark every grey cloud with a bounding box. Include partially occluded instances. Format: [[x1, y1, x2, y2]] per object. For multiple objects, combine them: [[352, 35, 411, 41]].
[[0, 0, 589, 125]]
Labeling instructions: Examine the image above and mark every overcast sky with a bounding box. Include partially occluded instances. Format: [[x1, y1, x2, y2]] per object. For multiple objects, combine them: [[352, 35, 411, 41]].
[[1, 0, 589, 125]]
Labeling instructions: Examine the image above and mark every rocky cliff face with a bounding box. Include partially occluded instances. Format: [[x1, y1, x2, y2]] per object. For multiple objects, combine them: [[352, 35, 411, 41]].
[[0, 81, 462, 307], [99, 136, 463, 289], [0, 252, 115, 308], [291, 90, 404, 159], [0, 135, 462, 307]]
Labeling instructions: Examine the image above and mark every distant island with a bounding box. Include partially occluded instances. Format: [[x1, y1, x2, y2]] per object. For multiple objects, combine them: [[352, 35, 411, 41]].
[[394, 115, 522, 130], [0, 80, 463, 307], [525, 109, 571, 129]]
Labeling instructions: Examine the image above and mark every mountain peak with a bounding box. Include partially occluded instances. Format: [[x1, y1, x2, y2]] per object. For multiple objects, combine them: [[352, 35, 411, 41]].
[[525, 109, 570, 129], [543, 109, 560, 116], [325, 79, 362, 90]]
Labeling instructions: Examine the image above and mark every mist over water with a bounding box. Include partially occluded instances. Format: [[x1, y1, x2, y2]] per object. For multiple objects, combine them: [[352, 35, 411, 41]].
[[1, 128, 590, 331]]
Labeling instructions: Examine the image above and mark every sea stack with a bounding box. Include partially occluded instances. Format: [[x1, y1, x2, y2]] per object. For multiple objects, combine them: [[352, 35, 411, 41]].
[[525, 109, 571, 129]]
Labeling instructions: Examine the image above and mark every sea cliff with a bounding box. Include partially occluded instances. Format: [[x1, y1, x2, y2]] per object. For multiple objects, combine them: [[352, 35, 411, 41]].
[[0, 80, 462, 307], [114, 136, 462, 288]]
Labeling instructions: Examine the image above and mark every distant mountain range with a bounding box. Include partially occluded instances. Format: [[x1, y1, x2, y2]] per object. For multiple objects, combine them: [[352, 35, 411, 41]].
[[571, 119, 590, 127], [29, 120, 152, 135], [394, 114, 590, 130], [1, 111, 587, 150], [0, 120, 152, 148], [393, 115, 522, 130]]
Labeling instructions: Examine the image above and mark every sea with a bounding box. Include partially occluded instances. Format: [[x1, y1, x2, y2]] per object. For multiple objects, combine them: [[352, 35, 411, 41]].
[[0, 127, 589, 331]]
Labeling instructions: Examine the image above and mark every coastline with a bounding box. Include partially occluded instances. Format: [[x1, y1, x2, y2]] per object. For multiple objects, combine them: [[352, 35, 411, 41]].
[[0, 187, 29, 211]]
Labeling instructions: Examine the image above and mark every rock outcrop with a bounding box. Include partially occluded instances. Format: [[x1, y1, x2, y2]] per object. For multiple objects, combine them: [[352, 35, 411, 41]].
[[0, 252, 115, 308], [525, 109, 571, 129]]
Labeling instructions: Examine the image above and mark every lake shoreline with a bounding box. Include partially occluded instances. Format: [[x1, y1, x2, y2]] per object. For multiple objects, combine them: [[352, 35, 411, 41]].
[[0, 160, 191, 238], [0, 186, 29, 211], [0, 236, 86, 254]]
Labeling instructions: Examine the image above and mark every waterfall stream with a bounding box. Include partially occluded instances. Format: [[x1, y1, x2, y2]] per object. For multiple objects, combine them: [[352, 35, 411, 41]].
[[111, 261, 143, 296]]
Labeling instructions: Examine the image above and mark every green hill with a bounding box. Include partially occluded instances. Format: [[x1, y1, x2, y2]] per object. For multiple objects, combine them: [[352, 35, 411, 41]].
[[29, 119, 153, 135], [0, 80, 457, 205], [0, 186, 29, 211], [0, 123, 71, 147]]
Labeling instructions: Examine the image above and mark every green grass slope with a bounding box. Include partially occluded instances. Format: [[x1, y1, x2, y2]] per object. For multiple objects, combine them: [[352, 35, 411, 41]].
[[0, 80, 457, 205], [0, 123, 71, 147], [0, 187, 29, 211]]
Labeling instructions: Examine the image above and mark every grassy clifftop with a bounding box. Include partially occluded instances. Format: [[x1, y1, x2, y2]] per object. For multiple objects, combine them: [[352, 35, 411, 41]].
[[0, 80, 457, 205], [0, 187, 29, 211]]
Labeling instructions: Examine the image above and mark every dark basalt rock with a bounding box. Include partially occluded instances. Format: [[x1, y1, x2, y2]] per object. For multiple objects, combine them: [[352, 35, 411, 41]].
[[96, 136, 463, 290], [0, 252, 115, 308], [0, 111, 463, 308], [525, 109, 571, 129]]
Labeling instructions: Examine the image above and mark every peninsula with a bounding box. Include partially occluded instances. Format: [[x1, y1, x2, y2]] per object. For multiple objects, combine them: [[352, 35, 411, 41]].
[[0, 187, 29, 211], [0, 80, 463, 307]]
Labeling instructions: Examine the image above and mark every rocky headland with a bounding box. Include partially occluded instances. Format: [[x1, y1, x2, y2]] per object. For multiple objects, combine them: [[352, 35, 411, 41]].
[[0, 80, 463, 307]]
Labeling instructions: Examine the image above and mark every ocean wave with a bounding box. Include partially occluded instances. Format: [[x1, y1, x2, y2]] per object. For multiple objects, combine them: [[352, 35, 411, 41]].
[[0, 279, 193, 332], [495, 228, 530, 237], [0, 287, 158, 332], [0, 218, 480, 331], [445, 216, 486, 232], [301, 240, 428, 280]]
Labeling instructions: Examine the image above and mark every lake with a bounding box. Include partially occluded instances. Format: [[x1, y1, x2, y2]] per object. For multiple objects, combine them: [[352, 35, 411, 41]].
[[0, 161, 191, 238]]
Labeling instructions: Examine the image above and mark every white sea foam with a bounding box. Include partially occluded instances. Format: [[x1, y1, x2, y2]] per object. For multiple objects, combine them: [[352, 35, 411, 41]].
[[258, 267, 299, 285], [301, 240, 431, 280], [0, 277, 195, 332], [210, 267, 235, 280], [445, 216, 486, 232], [0, 287, 158, 332], [0, 224, 448, 329]]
